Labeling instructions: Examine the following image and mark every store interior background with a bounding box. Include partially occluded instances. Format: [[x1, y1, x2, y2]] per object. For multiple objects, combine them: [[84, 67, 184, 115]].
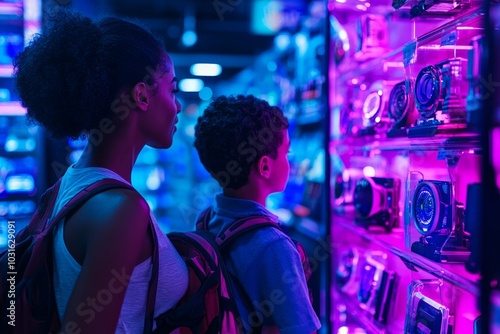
[[0, 0, 332, 331], [2, 0, 500, 333], [55, 0, 328, 236]]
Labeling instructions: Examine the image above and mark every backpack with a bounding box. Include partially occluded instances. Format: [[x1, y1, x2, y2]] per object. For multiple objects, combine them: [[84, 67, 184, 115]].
[[153, 207, 312, 334], [0, 178, 159, 334]]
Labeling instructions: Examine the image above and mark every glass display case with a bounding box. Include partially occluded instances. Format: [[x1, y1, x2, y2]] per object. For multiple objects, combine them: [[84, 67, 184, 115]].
[[328, 0, 489, 332]]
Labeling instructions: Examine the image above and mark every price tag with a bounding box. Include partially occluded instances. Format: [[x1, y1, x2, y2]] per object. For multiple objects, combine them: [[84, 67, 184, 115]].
[[441, 30, 458, 46], [403, 41, 417, 66]]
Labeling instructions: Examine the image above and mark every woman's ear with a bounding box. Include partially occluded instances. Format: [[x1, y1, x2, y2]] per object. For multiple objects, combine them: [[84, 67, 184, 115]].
[[257, 155, 271, 179], [132, 82, 149, 111]]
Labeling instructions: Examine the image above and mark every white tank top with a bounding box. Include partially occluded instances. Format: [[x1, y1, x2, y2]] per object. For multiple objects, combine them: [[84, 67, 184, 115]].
[[51, 165, 188, 333]]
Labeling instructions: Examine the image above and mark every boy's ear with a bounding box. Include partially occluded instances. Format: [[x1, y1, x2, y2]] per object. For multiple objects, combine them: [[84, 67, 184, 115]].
[[132, 82, 149, 111], [257, 155, 271, 179]]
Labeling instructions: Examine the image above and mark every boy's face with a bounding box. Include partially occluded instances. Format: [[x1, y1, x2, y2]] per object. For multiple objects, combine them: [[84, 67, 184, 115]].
[[270, 130, 290, 193]]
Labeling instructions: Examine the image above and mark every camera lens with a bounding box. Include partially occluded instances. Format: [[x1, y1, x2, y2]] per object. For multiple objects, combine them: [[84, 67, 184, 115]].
[[413, 182, 440, 235], [389, 81, 409, 124], [354, 178, 373, 218], [415, 65, 441, 119], [362, 91, 382, 120]]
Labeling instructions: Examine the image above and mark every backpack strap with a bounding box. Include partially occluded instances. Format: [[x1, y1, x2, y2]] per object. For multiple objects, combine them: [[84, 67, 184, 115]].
[[144, 214, 159, 334], [41, 178, 159, 334], [215, 215, 279, 251], [195, 206, 214, 231], [44, 178, 137, 232], [16, 179, 63, 240]]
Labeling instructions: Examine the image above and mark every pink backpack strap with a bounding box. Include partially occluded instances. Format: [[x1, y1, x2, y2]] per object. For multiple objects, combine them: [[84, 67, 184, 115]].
[[196, 207, 214, 231], [215, 215, 279, 251]]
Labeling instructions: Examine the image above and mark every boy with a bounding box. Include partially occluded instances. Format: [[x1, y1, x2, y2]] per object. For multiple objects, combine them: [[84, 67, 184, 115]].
[[193, 94, 321, 333]]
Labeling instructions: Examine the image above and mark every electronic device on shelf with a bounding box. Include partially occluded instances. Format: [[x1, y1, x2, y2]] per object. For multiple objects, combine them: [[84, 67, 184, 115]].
[[332, 168, 362, 215], [353, 176, 401, 233], [359, 80, 398, 136], [474, 315, 482, 334], [466, 35, 486, 131], [392, 0, 470, 19], [357, 252, 397, 325], [406, 291, 452, 334], [335, 247, 361, 295], [387, 79, 419, 137], [465, 182, 482, 273], [354, 14, 389, 61], [409, 58, 469, 138], [410, 179, 470, 263]]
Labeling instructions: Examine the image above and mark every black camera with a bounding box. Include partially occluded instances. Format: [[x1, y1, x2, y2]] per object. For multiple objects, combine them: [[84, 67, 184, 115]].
[[357, 253, 397, 325], [407, 292, 452, 334], [353, 176, 401, 233], [411, 179, 470, 263], [387, 79, 418, 137], [335, 247, 360, 295], [332, 169, 362, 216], [409, 58, 468, 137]]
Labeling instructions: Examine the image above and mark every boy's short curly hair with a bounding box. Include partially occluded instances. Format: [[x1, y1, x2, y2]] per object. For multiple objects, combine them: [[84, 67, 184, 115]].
[[14, 8, 170, 139], [194, 95, 289, 190]]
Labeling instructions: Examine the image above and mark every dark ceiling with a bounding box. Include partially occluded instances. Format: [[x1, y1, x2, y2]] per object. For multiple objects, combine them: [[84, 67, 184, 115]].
[[64, 0, 318, 99], [86, 0, 285, 98]]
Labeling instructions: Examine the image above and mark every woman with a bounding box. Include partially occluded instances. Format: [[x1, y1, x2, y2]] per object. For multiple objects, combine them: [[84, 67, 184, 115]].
[[14, 9, 188, 333]]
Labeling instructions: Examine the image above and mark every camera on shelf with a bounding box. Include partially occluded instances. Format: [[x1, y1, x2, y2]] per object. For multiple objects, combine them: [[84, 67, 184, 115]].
[[387, 79, 419, 137], [410, 179, 470, 263], [335, 247, 361, 295], [359, 80, 397, 136], [466, 35, 486, 130], [353, 176, 401, 233], [409, 58, 469, 137], [332, 168, 362, 214], [357, 252, 397, 325], [406, 291, 452, 334]]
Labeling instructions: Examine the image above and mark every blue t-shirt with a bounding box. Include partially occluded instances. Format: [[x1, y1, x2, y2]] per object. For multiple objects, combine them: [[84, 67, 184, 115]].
[[202, 194, 321, 334]]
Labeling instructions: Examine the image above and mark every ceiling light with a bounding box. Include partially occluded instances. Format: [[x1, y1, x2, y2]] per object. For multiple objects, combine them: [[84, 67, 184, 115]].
[[199, 87, 213, 101], [274, 33, 291, 51], [179, 78, 204, 93], [181, 30, 197, 47], [190, 63, 222, 76]]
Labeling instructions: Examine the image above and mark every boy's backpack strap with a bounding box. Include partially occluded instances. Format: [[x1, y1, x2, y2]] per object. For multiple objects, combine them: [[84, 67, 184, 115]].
[[215, 215, 279, 251], [196, 207, 214, 231], [214, 214, 313, 281]]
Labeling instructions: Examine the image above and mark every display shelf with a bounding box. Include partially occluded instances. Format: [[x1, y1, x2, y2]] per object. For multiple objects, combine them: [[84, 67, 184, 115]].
[[333, 214, 481, 296], [334, 6, 484, 81], [334, 291, 387, 334], [332, 131, 480, 153]]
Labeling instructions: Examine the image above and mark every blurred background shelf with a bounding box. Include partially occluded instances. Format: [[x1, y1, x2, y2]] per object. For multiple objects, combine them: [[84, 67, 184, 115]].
[[333, 214, 481, 296]]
